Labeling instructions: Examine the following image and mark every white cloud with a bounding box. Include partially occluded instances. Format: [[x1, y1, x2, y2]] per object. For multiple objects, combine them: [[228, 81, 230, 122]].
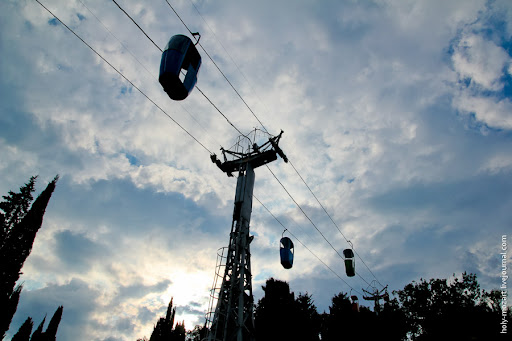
[[452, 33, 511, 91], [454, 93, 512, 130], [479, 152, 512, 174]]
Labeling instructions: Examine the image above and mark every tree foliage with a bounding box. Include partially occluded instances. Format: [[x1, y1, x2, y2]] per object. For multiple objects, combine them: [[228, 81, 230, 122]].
[[254, 278, 321, 341], [250, 273, 506, 341], [0, 176, 37, 240], [0, 176, 62, 340], [394, 272, 507, 340], [145, 298, 186, 341], [185, 325, 207, 341], [11, 317, 32, 341]]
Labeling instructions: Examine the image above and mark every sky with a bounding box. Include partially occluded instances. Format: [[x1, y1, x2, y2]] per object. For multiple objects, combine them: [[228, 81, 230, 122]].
[[1, 0, 511, 339]]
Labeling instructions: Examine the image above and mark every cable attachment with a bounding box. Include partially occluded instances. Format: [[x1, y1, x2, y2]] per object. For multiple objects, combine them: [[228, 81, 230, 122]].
[[282, 228, 288, 238], [191, 32, 201, 45], [269, 130, 288, 163]]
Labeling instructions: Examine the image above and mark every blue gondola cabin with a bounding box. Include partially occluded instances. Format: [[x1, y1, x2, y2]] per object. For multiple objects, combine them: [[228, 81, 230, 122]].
[[159, 34, 201, 100], [343, 248, 355, 277], [280, 237, 294, 269]]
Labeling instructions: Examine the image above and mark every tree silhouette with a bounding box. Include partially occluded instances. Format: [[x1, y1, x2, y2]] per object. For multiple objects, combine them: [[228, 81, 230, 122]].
[[171, 321, 185, 341], [0, 176, 61, 339], [250, 273, 507, 341], [254, 278, 321, 341], [377, 294, 408, 340], [10, 318, 32, 341], [44, 305, 64, 341], [0, 176, 37, 241], [321, 292, 368, 341], [7, 306, 63, 341], [254, 278, 296, 341], [186, 324, 207, 341], [394, 272, 507, 340], [147, 298, 185, 341], [294, 293, 321, 341]]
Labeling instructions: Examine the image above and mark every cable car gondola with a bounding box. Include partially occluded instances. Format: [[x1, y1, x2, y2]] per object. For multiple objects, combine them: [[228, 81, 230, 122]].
[[280, 234, 294, 269], [159, 34, 201, 100], [343, 248, 355, 277], [351, 295, 359, 312]]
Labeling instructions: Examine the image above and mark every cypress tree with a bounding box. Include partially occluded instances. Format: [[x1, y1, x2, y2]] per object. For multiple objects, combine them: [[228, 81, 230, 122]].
[[1, 284, 22, 339], [11, 317, 32, 341], [29, 317, 45, 341], [0, 176, 37, 243], [44, 306, 63, 341], [148, 298, 186, 341], [0, 176, 59, 339]]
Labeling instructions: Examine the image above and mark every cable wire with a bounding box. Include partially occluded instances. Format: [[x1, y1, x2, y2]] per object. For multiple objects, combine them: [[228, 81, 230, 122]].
[[111, 0, 248, 142], [265, 164, 343, 260], [195, 87, 246, 138], [253, 194, 363, 297], [112, 0, 162, 52], [107, 0, 383, 288], [187, 0, 270, 130], [265, 164, 373, 287], [35, 0, 212, 155], [165, 0, 269, 133], [177, 0, 384, 288], [288, 160, 385, 288], [147, 0, 377, 287], [188, 0, 384, 287], [77, 0, 156, 78], [80, 0, 221, 151], [38, 0, 376, 295]]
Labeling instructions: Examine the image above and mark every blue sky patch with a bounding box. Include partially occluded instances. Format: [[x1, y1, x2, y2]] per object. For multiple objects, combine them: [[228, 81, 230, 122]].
[[120, 86, 132, 95], [125, 152, 139, 166]]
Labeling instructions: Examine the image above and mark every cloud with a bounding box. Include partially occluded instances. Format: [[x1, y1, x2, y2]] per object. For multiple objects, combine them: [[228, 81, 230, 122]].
[[54, 229, 108, 273], [112, 280, 172, 307], [453, 94, 512, 130], [7, 278, 101, 340], [137, 306, 159, 325], [452, 33, 510, 91], [448, 3, 512, 131]]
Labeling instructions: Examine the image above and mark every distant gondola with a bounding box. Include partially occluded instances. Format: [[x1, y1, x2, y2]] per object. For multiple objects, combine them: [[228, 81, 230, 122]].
[[351, 295, 359, 312], [280, 237, 294, 269], [343, 248, 355, 277], [159, 34, 201, 100]]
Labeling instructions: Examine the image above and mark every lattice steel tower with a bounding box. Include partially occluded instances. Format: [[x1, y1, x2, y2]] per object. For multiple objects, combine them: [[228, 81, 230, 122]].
[[206, 130, 287, 341]]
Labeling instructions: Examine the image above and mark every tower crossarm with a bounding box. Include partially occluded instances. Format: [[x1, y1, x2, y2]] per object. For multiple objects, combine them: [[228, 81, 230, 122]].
[[210, 131, 287, 177]]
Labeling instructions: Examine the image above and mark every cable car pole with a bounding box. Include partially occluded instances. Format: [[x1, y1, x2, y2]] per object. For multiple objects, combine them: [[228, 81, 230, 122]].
[[207, 131, 287, 341], [362, 285, 388, 315]]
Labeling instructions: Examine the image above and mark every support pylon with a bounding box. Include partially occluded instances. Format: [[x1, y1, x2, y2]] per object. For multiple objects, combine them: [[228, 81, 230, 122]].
[[362, 284, 388, 315], [207, 131, 287, 341]]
